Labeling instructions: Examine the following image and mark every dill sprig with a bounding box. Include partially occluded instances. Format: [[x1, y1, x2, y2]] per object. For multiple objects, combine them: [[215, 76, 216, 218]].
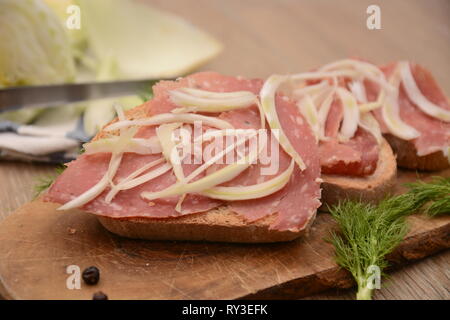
[[329, 177, 449, 300], [33, 166, 66, 199]]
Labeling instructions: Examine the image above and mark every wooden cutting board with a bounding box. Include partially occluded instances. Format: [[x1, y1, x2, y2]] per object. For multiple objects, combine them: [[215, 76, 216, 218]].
[[0, 169, 448, 300]]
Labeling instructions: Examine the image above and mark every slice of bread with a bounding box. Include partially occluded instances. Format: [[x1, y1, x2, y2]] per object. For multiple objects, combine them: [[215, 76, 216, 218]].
[[97, 206, 316, 243], [89, 104, 316, 243], [320, 138, 397, 209], [384, 134, 449, 171]]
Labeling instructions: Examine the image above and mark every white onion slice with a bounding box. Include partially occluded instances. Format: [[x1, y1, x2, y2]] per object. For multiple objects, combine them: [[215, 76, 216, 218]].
[[202, 159, 294, 200], [105, 113, 234, 131], [399, 61, 450, 122], [260, 75, 306, 170], [336, 87, 360, 141]]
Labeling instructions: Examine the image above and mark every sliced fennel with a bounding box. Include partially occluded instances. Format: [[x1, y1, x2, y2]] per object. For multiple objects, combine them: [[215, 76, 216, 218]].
[[359, 90, 385, 113], [141, 140, 261, 201], [105, 161, 172, 203], [297, 95, 320, 141], [319, 59, 392, 92], [105, 113, 234, 132], [317, 89, 335, 141], [170, 89, 256, 113], [260, 75, 306, 170], [156, 123, 185, 182], [202, 159, 294, 200], [77, 0, 222, 79], [336, 88, 360, 142], [382, 70, 420, 140], [84, 136, 162, 155], [399, 61, 450, 122], [58, 105, 132, 210], [0, 0, 75, 87], [348, 80, 367, 103], [359, 112, 383, 144]]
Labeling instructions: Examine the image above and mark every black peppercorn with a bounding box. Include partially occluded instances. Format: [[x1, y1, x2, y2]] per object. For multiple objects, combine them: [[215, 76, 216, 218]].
[[82, 266, 100, 285], [92, 291, 108, 300]]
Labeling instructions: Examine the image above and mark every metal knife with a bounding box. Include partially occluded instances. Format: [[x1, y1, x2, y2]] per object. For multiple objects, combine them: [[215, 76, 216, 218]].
[[0, 79, 165, 112]]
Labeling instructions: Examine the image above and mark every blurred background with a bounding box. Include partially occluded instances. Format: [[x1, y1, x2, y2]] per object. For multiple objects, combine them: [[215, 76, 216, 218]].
[[0, 0, 448, 299]]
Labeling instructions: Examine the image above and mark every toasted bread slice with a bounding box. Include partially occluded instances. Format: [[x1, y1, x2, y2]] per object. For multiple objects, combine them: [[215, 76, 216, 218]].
[[89, 102, 316, 243], [384, 134, 449, 171], [97, 206, 316, 243], [320, 138, 397, 209]]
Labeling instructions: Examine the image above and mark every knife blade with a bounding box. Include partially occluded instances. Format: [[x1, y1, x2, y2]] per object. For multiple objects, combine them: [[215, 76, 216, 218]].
[[0, 79, 165, 112]]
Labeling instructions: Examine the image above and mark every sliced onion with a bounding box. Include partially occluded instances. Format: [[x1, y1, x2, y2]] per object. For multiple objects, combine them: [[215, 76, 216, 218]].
[[84, 136, 162, 155], [382, 69, 420, 140], [260, 75, 306, 170], [105, 113, 234, 132], [399, 61, 450, 122], [202, 159, 294, 200], [336, 87, 360, 141], [297, 95, 320, 142]]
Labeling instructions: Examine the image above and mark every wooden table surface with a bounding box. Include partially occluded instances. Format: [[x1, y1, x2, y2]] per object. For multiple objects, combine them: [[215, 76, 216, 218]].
[[0, 0, 449, 300]]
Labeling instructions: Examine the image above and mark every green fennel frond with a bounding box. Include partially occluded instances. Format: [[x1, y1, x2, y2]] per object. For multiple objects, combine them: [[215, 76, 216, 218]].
[[329, 177, 449, 300], [33, 165, 66, 199]]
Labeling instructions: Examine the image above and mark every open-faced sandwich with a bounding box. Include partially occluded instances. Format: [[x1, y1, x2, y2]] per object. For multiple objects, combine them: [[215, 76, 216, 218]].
[[369, 61, 450, 171], [43, 60, 449, 243], [44, 72, 322, 243]]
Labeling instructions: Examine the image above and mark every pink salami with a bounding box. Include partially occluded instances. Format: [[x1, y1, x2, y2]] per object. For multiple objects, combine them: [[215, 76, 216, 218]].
[[369, 63, 450, 156]]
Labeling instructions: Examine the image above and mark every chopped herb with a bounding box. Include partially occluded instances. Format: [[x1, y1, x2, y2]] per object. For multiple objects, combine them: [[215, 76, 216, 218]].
[[329, 177, 449, 300]]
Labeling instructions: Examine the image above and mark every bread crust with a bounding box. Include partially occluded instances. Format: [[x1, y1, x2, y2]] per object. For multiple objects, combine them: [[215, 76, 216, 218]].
[[384, 134, 449, 171], [320, 138, 397, 209], [97, 206, 317, 243]]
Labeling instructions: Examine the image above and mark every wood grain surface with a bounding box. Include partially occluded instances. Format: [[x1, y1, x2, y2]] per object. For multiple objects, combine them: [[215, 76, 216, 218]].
[[0, 170, 448, 300], [0, 0, 449, 299]]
